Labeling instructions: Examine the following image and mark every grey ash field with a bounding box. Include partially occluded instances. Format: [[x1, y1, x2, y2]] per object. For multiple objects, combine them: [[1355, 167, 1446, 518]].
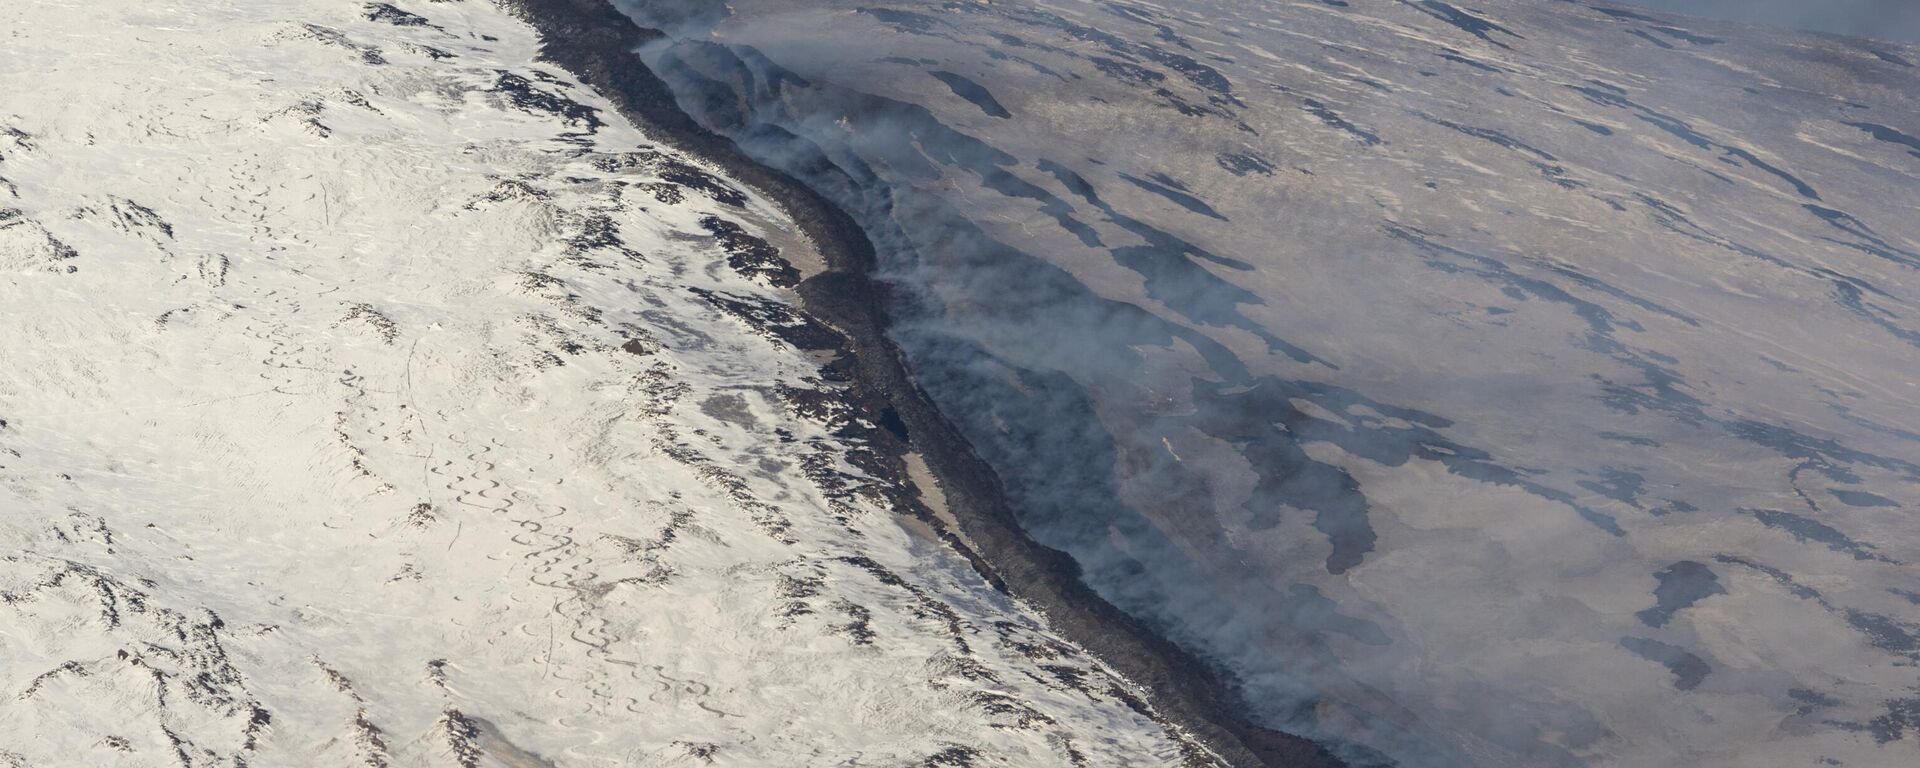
[[612, 0, 1920, 766], [3, 1, 1919, 768]]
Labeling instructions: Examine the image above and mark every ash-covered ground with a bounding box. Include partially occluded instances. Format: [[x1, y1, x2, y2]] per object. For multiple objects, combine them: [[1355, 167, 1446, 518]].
[[1625, 1, 1920, 43], [611, 1, 1920, 766]]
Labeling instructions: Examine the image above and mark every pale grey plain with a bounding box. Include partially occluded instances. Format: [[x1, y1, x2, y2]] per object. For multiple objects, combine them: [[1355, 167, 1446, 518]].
[[612, 1, 1920, 765]]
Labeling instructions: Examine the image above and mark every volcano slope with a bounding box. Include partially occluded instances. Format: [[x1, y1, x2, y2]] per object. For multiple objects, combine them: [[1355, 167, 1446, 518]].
[[609, 0, 1920, 766], [0, 1, 1245, 765]]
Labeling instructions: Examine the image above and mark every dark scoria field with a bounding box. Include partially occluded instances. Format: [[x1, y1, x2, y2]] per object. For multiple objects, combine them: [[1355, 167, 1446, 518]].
[[609, 0, 1920, 766]]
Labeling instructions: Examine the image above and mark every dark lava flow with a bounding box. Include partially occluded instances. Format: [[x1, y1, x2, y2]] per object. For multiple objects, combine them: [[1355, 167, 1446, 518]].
[[496, 0, 1344, 765]]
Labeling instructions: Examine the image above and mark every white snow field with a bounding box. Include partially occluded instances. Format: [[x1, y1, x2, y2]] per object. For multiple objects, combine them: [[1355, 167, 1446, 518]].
[[0, 1, 1217, 765]]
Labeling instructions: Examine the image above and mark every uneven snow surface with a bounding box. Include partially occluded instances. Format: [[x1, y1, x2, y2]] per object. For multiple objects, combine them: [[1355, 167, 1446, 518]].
[[611, 1, 1920, 766], [0, 2, 1217, 765]]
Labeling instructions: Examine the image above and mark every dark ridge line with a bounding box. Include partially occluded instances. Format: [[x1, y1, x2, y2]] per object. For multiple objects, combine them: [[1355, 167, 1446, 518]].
[[492, 1, 1344, 766], [930, 70, 1014, 119]]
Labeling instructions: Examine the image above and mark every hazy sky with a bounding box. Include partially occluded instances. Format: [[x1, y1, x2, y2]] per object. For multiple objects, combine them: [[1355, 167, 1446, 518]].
[[1622, 0, 1920, 42]]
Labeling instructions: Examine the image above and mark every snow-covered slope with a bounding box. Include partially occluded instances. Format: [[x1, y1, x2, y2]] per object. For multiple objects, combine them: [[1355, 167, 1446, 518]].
[[0, 2, 1224, 765]]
